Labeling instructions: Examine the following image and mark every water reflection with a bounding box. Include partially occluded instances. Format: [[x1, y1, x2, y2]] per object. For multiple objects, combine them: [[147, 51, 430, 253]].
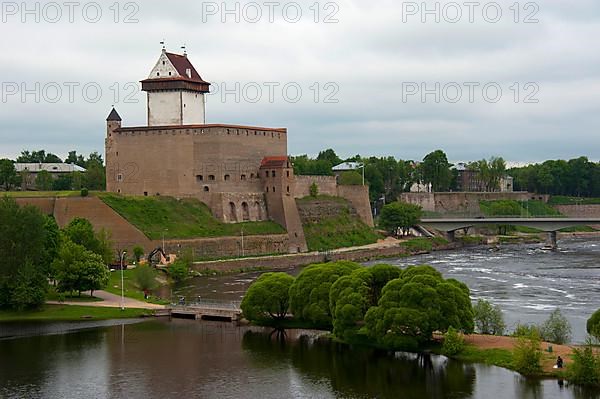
[[1, 320, 599, 398]]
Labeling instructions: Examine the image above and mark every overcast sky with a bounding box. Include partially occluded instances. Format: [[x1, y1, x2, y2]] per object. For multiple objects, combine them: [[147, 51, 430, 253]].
[[1, 0, 599, 163]]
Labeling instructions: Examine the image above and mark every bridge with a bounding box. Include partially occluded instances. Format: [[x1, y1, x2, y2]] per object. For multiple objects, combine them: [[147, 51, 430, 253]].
[[420, 217, 600, 249], [168, 299, 242, 322]]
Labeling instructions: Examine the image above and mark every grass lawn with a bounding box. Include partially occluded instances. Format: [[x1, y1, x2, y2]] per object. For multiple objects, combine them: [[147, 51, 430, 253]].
[[480, 200, 562, 217], [548, 196, 600, 206], [99, 193, 286, 239], [299, 197, 380, 251], [105, 268, 170, 305], [0, 304, 152, 322], [46, 288, 103, 302]]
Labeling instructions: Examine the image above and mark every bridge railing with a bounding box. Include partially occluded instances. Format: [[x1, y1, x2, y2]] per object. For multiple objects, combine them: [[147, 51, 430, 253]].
[[171, 297, 241, 310]]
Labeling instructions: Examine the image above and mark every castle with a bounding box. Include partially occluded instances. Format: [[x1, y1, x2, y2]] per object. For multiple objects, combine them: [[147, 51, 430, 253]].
[[105, 49, 373, 253]]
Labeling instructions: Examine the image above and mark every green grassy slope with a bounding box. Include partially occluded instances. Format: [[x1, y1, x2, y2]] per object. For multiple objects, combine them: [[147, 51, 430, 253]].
[[99, 194, 285, 240]]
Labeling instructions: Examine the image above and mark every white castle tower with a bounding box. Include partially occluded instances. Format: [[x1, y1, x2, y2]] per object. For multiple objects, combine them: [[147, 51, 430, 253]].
[[141, 48, 210, 126]]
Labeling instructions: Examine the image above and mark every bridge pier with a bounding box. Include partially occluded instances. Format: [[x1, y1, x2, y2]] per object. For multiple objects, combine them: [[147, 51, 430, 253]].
[[446, 230, 456, 242], [548, 231, 558, 250]]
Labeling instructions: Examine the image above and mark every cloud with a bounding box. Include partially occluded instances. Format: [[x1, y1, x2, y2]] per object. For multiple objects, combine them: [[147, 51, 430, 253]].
[[0, 0, 599, 163]]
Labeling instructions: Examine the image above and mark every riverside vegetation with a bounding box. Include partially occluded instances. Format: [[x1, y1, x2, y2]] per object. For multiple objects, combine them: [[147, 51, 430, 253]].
[[241, 261, 600, 388]]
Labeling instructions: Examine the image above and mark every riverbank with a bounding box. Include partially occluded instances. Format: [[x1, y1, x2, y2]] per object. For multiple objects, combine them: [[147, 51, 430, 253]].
[[0, 304, 154, 322]]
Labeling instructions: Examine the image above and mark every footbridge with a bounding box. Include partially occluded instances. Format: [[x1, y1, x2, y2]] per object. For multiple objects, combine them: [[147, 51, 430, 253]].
[[168, 299, 242, 322], [420, 217, 600, 249]]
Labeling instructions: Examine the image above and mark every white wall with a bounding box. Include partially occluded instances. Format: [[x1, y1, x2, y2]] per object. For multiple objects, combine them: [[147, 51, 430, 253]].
[[148, 91, 182, 126], [182, 91, 206, 124]]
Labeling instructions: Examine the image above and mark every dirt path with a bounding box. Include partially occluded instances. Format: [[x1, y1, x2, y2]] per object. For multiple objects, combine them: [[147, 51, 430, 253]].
[[47, 290, 166, 310], [464, 334, 574, 373]]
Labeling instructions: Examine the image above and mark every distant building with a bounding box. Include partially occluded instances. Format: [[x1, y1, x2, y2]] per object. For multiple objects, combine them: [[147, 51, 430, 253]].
[[15, 163, 87, 190], [454, 162, 513, 192]]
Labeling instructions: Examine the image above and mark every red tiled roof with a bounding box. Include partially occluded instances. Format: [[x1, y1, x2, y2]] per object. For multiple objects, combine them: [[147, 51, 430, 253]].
[[165, 52, 209, 84], [260, 156, 289, 168]]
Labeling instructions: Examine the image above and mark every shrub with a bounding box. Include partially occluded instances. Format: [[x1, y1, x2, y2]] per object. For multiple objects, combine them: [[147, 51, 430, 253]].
[[80, 188, 89, 197], [567, 340, 600, 387], [132, 245, 145, 263], [309, 182, 319, 197], [512, 332, 543, 375], [442, 327, 465, 356], [241, 272, 295, 323], [168, 260, 189, 283], [379, 201, 423, 236], [133, 265, 157, 291], [540, 308, 572, 344], [513, 323, 541, 338], [587, 309, 600, 341], [473, 299, 505, 335]]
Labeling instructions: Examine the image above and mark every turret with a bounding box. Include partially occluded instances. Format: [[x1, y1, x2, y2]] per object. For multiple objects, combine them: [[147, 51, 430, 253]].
[[141, 49, 210, 126], [106, 107, 122, 137]]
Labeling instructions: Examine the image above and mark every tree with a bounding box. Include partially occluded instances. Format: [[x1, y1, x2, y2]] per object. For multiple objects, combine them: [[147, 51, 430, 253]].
[[470, 156, 506, 192], [379, 201, 423, 236], [364, 265, 474, 349], [84, 152, 106, 190], [587, 309, 600, 341], [309, 182, 319, 197], [288, 261, 360, 327], [241, 272, 295, 323], [65, 150, 86, 167], [329, 264, 401, 340], [17, 150, 62, 163], [540, 308, 572, 344], [338, 171, 363, 185], [168, 259, 189, 283], [317, 148, 342, 166], [36, 170, 53, 191], [52, 174, 73, 191], [133, 265, 158, 292], [133, 245, 145, 263], [62, 218, 112, 263], [421, 150, 452, 192], [0, 159, 18, 191], [473, 299, 505, 335], [54, 240, 109, 296], [0, 197, 49, 309], [512, 331, 543, 375]]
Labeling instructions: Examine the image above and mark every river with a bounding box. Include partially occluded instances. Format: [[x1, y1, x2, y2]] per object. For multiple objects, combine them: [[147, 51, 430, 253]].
[[1, 238, 600, 398], [1, 319, 598, 399], [170, 237, 600, 342]]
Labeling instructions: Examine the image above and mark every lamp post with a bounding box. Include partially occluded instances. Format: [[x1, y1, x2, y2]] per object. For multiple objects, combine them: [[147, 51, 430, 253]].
[[120, 250, 127, 311]]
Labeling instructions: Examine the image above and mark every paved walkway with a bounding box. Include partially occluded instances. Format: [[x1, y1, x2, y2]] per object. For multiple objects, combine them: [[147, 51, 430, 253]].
[[47, 290, 166, 310]]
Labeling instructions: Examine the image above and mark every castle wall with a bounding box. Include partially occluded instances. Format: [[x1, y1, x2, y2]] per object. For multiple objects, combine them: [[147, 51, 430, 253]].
[[337, 185, 374, 227], [293, 175, 338, 197], [159, 234, 289, 259], [399, 192, 546, 214], [106, 125, 287, 199]]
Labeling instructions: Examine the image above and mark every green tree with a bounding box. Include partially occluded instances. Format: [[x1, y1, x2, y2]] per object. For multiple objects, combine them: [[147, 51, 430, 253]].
[[317, 148, 342, 166], [421, 150, 452, 192], [329, 264, 401, 340], [54, 240, 109, 296], [568, 340, 600, 387], [133, 245, 145, 263], [289, 261, 360, 327], [512, 331, 543, 375], [133, 265, 158, 292], [473, 299, 505, 335], [36, 170, 53, 191], [587, 309, 600, 341], [17, 150, 62, 163], [52, 174, 73, 191], [62, 218, 113, 263], [364, 265, 473, 349], [442, 327, 466, 356], [0, 197, 49, 309], [471, 156, 507, 192], [309, 182, 319, 197], [540, 308, 572, 344], [338, 171, 363, 185], [379, 201, 423, 235], [84, 152, 106, 190], [168, 259, 189, 283], [0, 159, 18, 191], [65, 150, 86, 167], [241, 272, 295, 323]]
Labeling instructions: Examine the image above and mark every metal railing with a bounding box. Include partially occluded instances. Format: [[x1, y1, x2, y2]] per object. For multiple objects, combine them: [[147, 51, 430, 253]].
[[171, 297, 241, 310]]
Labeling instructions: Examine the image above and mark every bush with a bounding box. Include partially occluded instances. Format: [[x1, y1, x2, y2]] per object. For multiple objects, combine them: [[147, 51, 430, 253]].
[[568, 340, 600, 387], [132, 245, 145, 263], [513, 323, 541, 338], [309, 182, 319, 197], [80, 188, 89, 197], [473, 299, 505, 335], [587, 309, 600, 341], [379, 201, 423, 236], [133, 266, 157, 291], [338, 171, 363, 185], [512, 332, 543, 375], [442, 327, 465, 356], [168, 260, 189, 283], [540, 308, 572, 344], [241, 272, 295, 323]]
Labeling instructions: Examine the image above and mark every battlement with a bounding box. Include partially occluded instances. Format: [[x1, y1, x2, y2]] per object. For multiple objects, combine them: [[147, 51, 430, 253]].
[[115, 124, 287, 139]]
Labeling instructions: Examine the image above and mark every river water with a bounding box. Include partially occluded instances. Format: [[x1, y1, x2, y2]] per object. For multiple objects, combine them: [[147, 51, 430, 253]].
[[169, 237, 600, 343], [1, 238, 600, 398], [1, 319, 598, 399]]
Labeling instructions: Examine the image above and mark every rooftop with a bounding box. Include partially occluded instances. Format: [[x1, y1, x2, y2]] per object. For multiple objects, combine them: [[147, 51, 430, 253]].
[[15, 163, 87, 173]]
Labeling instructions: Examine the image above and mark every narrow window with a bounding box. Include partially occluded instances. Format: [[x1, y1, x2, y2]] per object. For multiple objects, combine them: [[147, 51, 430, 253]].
[[241, 174, 246, 181], [272, 186, 276, 192], [196, 175, 203, 182], [224, 174, 230, 181], [209, 175, 215, 181], [144, 191, 148, 196], [272, 171, 276, 178], [117, 173, 123, 182], [286, 170, 290, 177]]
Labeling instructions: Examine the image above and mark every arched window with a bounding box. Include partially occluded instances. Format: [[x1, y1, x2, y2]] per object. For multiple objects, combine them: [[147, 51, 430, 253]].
[[272, 186, 276, 192], [224, 174, 230, 181], [203, 186, 209, 192], [229, 202, 237, 222], [286, 170, 290, 177], [196, 175, 203, 182], [241, 174, 246, 181], [209, 175, 215, 181], [272, 171, 276, 178], [241, 202, 250, 221], [287, 186, 290, 193], [265, 171, 270, 178]]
